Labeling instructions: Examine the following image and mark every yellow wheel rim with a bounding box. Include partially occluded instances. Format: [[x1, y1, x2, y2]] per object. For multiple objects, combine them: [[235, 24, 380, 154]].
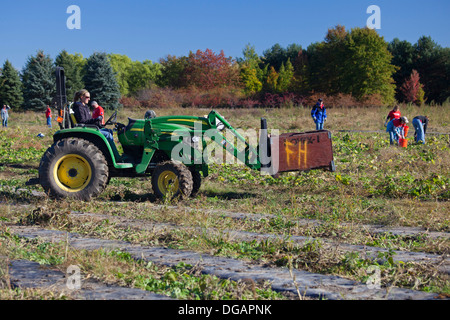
[[157, 170, 179, 196], [54, 154, 92, 192]]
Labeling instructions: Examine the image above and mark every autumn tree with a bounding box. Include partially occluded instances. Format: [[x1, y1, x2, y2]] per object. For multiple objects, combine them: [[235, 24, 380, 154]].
[[400, 70, 425, 105], [239, 65, 262, 95], [237, 44, 263, 95], [184, 49, 240, 90], [157, 55, 189, 88], [263, 66, 279, 93]]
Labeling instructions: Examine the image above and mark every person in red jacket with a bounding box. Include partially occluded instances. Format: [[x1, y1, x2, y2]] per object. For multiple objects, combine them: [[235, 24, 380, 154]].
[[91, 101, 105, 125], [45, 105, 52, 128], [384, 105, 401, 126]]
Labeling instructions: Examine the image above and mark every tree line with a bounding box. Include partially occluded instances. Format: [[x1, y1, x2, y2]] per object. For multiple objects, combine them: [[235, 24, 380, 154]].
[[0, 26, 448, 111]]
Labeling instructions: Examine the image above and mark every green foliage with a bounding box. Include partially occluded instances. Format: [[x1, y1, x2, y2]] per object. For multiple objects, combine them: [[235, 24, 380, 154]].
[[55, 50, 85, 100], [83, 52, 121, 110], [305, 26, 397, 104], [0, 60, 23, 108], [128, 60, 162, 95], [157, 55, 189, 88], [21, 50, 55, 110], [277, 59, 294, 93], [109, 54, 162, 96], [108, 53, 133, 96], [341, 27, 397, 104], [1, 26, 449, 110]]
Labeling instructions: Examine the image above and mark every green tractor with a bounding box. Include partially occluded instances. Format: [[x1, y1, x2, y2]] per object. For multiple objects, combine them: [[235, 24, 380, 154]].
[[38, 67, 335, 201]]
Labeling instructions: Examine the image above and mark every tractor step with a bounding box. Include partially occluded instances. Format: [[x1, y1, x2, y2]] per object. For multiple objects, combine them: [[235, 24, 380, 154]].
[[115, 163, 134, 169]]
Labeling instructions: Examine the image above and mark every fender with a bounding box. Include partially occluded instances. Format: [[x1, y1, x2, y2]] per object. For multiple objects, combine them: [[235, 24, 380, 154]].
[[53, 127, 132, 169]]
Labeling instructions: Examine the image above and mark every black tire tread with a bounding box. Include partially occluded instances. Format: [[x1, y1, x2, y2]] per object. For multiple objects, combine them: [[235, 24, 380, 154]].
[[151, 160, 193, 199], [39, 138, 109, 200]]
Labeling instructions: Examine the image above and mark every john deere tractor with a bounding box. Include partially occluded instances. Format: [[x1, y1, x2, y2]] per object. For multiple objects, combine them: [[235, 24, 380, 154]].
[[38, 67, 335, 201]]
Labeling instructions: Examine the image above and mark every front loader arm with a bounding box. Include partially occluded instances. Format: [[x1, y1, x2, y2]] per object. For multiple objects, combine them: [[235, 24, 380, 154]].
[[205, 111, 262, 171]]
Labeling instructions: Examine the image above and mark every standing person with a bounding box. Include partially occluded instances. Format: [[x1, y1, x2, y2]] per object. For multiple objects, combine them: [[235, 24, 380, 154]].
[[45, 105, 52, 128], [412, 115, 429, 144], [1, 105, 11, 127], [386, 116, 408, 145], [311, 98, 327, 130], [384, 105, 401, 126], [91, 101, 105, 126]]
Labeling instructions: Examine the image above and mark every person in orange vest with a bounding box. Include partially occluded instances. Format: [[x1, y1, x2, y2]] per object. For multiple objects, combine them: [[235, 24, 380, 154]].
[[91, 101, 105, 125], [386, 116, 408, 145], [45, 105, 52, 128]]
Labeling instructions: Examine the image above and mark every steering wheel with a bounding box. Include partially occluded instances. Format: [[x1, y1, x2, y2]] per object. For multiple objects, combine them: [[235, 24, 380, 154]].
[[104, 110, 117, 126]]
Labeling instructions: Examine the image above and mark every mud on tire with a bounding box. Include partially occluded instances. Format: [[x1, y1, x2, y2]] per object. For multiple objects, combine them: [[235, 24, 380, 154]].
[[39, 138, 109, 201], [151, 161, 193, 199]]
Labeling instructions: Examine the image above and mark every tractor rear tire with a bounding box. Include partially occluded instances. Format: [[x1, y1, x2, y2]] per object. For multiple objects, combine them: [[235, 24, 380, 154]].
[[189, 169, 202, 197], [152, 161, 193, 199], [39, 138, 109, 201]]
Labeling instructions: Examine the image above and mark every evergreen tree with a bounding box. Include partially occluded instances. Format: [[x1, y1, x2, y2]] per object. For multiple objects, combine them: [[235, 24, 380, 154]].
[[0, 60, 23, 108], [237, 44, 263, 95], [21, 50, 55, 110], [277, 59, 294, 93], [290, 49, 310, 95], [263, 66, 279, 93], [83, 52, 121, 110], [388, 38, 415, 102], [55, 50, 85, 100], [413, 36, 450, 104], [262, 43, 302, 72]]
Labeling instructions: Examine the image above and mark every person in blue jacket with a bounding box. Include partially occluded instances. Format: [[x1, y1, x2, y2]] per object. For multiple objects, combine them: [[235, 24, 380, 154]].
[[311, 99, 327, 130]]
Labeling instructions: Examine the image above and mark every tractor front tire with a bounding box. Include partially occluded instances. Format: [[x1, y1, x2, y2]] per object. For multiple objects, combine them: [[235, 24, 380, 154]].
[[39, 138, 109, 201], [152, 161, 193, 199]]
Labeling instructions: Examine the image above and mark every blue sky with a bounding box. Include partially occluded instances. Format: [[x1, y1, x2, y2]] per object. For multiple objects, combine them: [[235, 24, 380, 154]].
[[0, 0, 449, 71]]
